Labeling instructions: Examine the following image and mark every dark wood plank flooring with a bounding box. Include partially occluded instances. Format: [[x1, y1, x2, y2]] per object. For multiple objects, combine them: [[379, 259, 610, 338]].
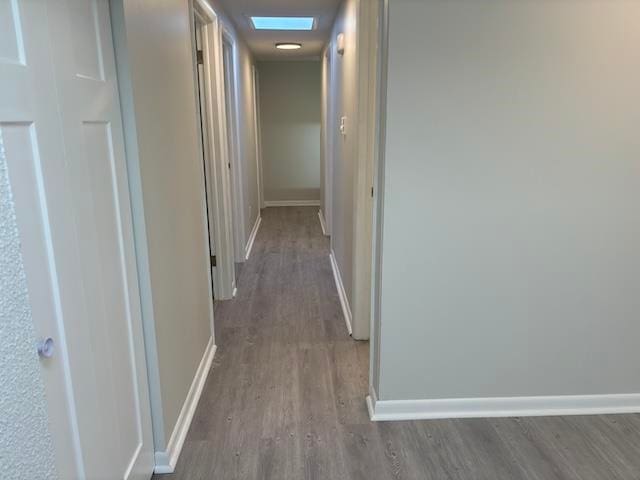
[[158, 206, 640, 480]]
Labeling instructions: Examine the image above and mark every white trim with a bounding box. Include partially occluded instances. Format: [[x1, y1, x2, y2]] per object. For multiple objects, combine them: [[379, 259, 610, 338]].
[[322, 44, 334, 239], [221, 29, 247, 264], [350, 0, 381, 341], [264, 200, 320, 207], [369, 0, 390, 404], [154, 338, 217, 474], [366, 384, 378, 420], [366, 387, 640, 422], [317, 209, 328, 236], [194, 0, 216, 18], [245, 215, 261, 260], [252, 66, 265, 209], [329, 250, 353, 336], [192, 2, 236, 300]]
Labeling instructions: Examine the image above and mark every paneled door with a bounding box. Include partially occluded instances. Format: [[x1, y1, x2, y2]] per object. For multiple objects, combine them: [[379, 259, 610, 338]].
[[0, 1, 154, 478]]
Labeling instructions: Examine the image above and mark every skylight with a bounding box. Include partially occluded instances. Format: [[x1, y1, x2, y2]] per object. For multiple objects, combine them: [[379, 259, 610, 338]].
[[250, 17, 315, 31]]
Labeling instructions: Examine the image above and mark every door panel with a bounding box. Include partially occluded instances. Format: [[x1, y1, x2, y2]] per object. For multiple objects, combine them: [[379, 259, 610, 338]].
[[0, 1, 154, 478], [69, 0, 105, 81], [194, 15, 217, 301], [0, 0, 24, 64]]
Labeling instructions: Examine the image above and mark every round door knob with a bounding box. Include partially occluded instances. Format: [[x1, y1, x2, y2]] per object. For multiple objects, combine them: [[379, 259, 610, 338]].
[[37, 337, 55, 359]]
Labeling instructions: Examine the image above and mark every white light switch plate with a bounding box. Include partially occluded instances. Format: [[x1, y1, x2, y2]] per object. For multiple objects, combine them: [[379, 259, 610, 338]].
[[340, 116, 347, 136]]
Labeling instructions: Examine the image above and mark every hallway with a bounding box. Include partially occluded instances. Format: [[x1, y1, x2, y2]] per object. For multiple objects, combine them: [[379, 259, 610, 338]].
[[164, 206, 370, 479], [161, 207, 640, 480]]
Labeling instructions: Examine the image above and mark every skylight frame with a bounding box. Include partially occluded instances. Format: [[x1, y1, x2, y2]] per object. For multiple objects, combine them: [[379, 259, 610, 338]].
[[249, 16, 316, 31]]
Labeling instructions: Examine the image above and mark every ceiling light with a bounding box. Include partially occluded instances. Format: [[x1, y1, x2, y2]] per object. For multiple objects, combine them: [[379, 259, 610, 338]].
[[251, 17, 315, 31], [276, 43, 302, 50]]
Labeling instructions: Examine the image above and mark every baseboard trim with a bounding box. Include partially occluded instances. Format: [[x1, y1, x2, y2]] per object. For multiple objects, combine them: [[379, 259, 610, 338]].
[[366, 386, 640, 422], [318, 209, 328, 236], [264, 200, 321, 207], [329, 250, 353, 336], [366, 384, 378, 420], [245, 215, 261, 260], [154, 338, 217, 474]]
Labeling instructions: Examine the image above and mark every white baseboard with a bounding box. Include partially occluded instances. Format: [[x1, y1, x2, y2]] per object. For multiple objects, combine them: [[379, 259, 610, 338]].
[[329, 250, 353, 336], [366, 385, 640, 422], [245, 215, 261, 260], [366, 384, 379, 420], [318, 209, 328, 236], [154, 338, 217, 474], [264, 200, 320, 207]]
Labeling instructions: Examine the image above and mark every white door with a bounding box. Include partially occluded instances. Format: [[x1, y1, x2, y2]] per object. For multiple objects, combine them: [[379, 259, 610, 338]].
[[194, 13, 217, 299], [222, 38, 245, 265], [0, 1, 154, 479]]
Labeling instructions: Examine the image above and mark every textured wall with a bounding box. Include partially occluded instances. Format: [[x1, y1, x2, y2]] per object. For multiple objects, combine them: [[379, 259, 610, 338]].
[[0, 133, 57, 478]]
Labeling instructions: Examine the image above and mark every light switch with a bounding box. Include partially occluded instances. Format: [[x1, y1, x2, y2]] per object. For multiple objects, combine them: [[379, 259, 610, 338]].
[[340, 116, 347, 136]]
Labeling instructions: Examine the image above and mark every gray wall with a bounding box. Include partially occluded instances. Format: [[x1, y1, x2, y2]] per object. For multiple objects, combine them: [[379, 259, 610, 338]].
[[0, 134, 57, 479], [258, 61, 321, 203], [113, 0, 260, 451], [233, 37, 261, 235], [327, 0, 358, 303], [112, 0, 213, 449], [377, 0, 640, 401]]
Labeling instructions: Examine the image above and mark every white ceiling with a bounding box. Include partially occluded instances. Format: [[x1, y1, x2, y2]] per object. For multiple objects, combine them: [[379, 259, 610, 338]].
[[216, 0, 342, 60]]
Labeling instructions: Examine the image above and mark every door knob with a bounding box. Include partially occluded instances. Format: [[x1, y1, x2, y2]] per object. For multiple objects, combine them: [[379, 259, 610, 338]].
[[37, 337, 55, 359]]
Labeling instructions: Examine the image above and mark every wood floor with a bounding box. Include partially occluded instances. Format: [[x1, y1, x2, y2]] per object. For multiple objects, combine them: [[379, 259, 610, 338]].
[[159, 206, 640, 480]]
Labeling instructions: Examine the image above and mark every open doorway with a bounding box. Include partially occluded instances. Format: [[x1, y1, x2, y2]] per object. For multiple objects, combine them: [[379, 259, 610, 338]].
[[221, 33, 246, 287], [194, 10, 217, 303], [191, 0, 236, 302]]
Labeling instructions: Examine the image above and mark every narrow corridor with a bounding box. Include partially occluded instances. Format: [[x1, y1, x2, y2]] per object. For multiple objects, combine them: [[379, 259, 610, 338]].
[[161, 208, 640, 480], [164, 207, 370, 479]]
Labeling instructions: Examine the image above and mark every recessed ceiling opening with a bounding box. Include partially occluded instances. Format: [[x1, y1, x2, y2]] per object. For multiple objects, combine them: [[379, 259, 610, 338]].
[[250, 16, 315, 31]]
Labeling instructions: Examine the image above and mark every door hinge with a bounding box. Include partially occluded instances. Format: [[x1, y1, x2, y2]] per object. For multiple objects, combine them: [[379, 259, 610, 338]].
[[228, 162, 231, 169], [210, 255, 217, 267], [371, 186, 374, 197], [197, 50, 204, 65]]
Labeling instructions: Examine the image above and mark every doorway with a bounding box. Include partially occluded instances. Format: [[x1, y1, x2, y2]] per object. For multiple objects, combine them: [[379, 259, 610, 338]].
[[190, 0, 237, 302], [194, 9, 217, 303], [221, 33, 246, 284]]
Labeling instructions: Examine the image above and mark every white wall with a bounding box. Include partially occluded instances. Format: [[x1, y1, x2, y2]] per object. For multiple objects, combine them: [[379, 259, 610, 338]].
[[258, 61, 321, 203], [112, 0, 213, 450], [377, 0, 640, 401], [327, 0, 358, 303], [0, 134, 57, 479]]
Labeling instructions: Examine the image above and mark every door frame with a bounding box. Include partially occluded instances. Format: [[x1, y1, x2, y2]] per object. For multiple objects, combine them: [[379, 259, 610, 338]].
[[221, 29, 247, 265], [191, 0, 236, 301], [350, 0, 382, 341], [367, 0, 389, 409], [321, 45, 333, 237], [252, 65, 265, 210]]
